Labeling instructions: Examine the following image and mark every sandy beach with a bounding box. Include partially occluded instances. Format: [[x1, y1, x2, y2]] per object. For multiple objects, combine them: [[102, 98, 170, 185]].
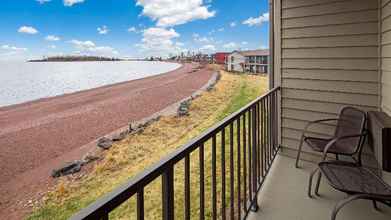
[[0, 62, 215, 219]]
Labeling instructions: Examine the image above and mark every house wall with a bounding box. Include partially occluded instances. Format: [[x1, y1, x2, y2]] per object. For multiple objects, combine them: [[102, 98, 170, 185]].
[[382, 0, 391, 116], [227, 53, 245, 72], [276, 0, 380, 154]]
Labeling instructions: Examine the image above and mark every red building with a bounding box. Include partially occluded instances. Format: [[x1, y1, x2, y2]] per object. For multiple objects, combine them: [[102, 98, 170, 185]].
[[213, 52, 230, 64]]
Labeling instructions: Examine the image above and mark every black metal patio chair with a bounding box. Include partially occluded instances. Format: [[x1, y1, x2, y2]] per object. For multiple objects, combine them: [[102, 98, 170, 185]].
[[308, 160, 391, 220], [295, 106, 367, 168]]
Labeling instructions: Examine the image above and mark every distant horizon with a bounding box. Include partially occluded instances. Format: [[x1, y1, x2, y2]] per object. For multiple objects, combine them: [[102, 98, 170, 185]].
[[0, 0, 269, 61]]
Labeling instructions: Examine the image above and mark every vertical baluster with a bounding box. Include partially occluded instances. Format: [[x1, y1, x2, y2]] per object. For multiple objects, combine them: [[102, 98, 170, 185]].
[[256, 103, 261, 183], [162, 166, 174, 220], [242, 114, 247, 211], [251, 106, 259, 211], [212, 135, 217, 220], [137, 189, 144, 220], [270, 92, 275, 155], [229, 123, 234, 220], [199, 144, 205, 220], [221, 129, 226, 220], [261, 99, 265, 178], [185, 154, 190, 220], [237, 118, 241, 219], [270, 92, 275, 156], [268, 95, 272, 165], [101, 214, 109, 220], [265, 96, 270, 170], [247, 110, 252, 203], [274, 91, 278, 154]]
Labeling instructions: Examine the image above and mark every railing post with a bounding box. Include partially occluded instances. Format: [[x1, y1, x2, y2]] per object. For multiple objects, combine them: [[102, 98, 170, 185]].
[[162, 166, 174, 220], [251, 106, 259, 212], [137, 189, 144, 220]]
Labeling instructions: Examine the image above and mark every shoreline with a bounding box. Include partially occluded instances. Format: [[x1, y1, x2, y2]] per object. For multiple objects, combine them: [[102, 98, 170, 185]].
[[0, 62, 214, 220]]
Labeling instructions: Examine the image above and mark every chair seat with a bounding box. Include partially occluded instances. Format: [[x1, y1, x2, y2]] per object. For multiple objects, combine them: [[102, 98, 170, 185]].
[[319, 161, 391, 197], [304, 136, 353, 155]]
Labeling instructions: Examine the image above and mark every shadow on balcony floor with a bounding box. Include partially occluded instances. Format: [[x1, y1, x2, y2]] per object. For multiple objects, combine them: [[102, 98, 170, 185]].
[[247, 155, 391, 220]]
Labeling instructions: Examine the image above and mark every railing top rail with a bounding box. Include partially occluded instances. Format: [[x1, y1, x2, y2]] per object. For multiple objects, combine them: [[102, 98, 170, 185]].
[[70, 86, 280, 220]]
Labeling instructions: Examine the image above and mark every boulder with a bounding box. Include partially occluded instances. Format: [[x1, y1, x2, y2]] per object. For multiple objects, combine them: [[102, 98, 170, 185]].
[[51, 161, 83, 178], [129, 123, 134, 133], [97, 137, 113, 150], [82, 154, 100, 164], [112, 130, 128, 142], [178, 100, 191, 116]]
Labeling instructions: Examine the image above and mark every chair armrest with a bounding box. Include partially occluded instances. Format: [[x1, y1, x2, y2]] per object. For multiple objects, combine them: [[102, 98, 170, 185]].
[[321, 131, 368, 161], [303, 118, 340, 135]]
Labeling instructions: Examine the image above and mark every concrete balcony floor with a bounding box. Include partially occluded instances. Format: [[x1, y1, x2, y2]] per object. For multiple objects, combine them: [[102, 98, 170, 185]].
[[247, 155, 391, 220]]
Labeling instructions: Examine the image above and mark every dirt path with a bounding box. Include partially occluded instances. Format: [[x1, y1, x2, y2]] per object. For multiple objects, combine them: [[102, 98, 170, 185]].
[[0, 62, 214, 219]]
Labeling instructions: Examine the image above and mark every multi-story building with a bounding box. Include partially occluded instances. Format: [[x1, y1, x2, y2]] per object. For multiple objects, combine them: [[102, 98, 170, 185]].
[[226, 49, 269, 73]]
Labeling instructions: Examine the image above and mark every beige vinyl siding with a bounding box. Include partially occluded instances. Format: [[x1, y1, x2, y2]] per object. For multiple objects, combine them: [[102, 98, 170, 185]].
[[382, 0, 391, 115], [279, 0, 380, 153]]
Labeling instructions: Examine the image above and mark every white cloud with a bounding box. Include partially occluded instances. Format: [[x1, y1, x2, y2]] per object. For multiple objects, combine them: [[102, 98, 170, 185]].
[[1, 45, 28, 51], [36, 0, 51, 4], [217, 27, 224, 32], [127, 26, 140, 33], [199, 44, 216, 52], [45, 35, 61, 41], [230, 22, 237, 27], [223, 42, 239, 50], [198, 37, 210, 43], [241, 41, 248, 45], [49, 45, 57, 49], [193, 34, 213, 43], [69, 40, 118, 55], [97, 25, 109, 35], [136, 0, 216, 27], [64, 0, 84, 6], [18, 26, 39, 34], [243, 12, 269, 27], [137, 27, 183, 57]]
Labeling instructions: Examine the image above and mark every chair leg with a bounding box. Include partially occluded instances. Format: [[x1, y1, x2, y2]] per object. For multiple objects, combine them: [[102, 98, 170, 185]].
[[372, 200, 380, 211], [295, 134, 305, 168], [308, 167, 319, 198], [331, 195, 367, 220], [315, 172, 322, 196]]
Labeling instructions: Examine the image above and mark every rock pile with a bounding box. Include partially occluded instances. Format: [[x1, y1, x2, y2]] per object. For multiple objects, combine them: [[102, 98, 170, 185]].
[[51, 161, 83, 178], [97, 137, 114, 150], [178, 100, 191, 116]]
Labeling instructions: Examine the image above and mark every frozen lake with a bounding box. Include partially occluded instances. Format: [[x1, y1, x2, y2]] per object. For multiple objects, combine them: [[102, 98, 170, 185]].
[[0, 61, 181, 107]]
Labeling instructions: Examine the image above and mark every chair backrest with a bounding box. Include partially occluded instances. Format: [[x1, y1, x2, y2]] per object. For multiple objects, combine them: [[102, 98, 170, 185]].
[[335, 106, 367, 154]]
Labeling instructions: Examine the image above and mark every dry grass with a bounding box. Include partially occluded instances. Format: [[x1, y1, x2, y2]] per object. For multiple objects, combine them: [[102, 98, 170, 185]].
[[27, 71, 268, 220]]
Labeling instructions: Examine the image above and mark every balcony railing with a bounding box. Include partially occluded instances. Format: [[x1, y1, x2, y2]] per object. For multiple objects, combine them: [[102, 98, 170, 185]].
[[70, 87, 281, 220]]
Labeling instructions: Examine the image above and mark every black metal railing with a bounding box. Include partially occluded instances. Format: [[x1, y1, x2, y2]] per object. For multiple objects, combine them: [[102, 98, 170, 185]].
[[70, 87, 281, 220]]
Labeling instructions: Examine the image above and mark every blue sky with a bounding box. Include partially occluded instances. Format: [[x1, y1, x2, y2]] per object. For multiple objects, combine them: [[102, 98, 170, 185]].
[[0, 0, 269, 60]]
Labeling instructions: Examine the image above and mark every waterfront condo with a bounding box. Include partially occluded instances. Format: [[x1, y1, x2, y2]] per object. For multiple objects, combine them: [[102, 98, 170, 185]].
[[226, 49, 269, 74]]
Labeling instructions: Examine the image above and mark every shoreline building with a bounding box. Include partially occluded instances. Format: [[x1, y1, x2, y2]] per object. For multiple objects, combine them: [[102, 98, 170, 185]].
[[226, 49, 269, 74], [212, 52, 230, 65]]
